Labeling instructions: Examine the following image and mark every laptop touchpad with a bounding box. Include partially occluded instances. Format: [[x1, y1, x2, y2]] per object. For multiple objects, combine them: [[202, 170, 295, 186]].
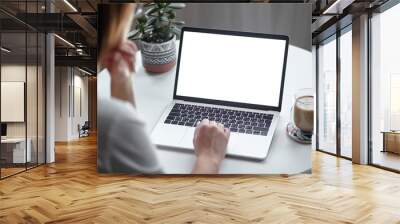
[[152, 125, 187, 147], [180, 127, 195, 149]]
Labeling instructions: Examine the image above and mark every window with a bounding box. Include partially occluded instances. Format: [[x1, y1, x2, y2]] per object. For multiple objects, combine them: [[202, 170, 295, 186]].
[[339, 28, 352, 158], [370, 2, 400, 171], [317, 35, 337, 155], [0, 1, 47, 179], [316, 24, 353, 159]]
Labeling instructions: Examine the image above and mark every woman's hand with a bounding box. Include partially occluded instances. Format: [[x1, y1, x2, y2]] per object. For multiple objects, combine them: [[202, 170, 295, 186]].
[[104, 41, 137, 74], [102, 40, 138, 106], [192, 119, 230, 174]]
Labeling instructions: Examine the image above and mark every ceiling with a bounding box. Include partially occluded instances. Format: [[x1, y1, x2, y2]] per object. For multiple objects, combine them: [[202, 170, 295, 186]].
[[0, 0, 99, 73], [311, 0, 390, 43]]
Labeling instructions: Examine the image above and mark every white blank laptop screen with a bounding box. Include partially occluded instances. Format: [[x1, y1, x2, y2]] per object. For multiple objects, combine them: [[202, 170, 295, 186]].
[[176, 31, 287, 107]]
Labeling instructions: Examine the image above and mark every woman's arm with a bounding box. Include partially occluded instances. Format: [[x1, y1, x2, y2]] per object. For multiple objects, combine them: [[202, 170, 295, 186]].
[[104, 41, 138, 107], [108, 105, 162, 173]]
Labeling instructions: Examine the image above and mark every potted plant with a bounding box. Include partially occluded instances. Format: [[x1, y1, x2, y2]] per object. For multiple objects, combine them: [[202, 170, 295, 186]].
[[130, 3, 185, 74]]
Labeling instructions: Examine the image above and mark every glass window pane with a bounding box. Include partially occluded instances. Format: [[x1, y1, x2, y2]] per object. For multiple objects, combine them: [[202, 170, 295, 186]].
[[38, 32, 45, 165], [318, 36, 337, 154], [371, 3, 400, 171], [27, 31, 38, 169], [0, 1, 46, 179], [340, 29, 352, 158], [1, 31, 27, 177]]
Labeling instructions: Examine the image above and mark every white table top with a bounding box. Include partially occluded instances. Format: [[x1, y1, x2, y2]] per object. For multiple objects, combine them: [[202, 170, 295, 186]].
[[1, 138, 27, 144], [98, 42, 312, 174]]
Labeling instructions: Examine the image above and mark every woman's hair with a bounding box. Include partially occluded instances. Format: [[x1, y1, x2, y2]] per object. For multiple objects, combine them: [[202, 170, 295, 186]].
[[98, 3, 136, 69]]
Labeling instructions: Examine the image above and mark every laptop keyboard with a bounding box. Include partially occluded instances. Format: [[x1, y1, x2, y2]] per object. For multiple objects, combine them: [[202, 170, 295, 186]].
[[164, 103, 273, 136]]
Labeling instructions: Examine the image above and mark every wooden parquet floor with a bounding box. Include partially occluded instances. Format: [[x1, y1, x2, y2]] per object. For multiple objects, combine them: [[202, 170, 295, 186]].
[[1, 134, 400, 224]]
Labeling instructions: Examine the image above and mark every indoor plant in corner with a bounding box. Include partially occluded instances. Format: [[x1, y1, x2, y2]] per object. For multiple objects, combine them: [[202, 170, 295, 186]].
[[130, 3, 185, 74]]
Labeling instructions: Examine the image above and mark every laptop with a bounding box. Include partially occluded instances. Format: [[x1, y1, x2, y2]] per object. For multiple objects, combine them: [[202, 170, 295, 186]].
[[150, 27, 289, 160]]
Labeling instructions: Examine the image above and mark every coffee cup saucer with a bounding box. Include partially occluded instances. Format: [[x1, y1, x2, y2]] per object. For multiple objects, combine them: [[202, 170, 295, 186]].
[[286, 122, 312, 144]]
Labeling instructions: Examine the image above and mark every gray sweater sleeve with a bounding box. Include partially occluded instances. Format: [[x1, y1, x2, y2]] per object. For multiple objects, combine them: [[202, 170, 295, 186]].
[[107, 116, 162, 173], [97, 98, 162, 174]]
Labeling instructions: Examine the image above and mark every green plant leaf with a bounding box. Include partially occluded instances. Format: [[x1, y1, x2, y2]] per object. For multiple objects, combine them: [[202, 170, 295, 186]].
[[160, 16, 169, 22], [171, 26, 181, 37], [137, 15, 147, 24], [168, 3, 186, 9], [128, 29, 140, 37], [145, 6, 158, 15], [167, 11, 176, 19], [145, 17, 156, 26], [144, 27, 154, 33], [138, 1, 185, 43], [143, 3, 156, 8], [128, 29, 142, 40], [134, 8, 144, 18], [172, 20, 185, 26]]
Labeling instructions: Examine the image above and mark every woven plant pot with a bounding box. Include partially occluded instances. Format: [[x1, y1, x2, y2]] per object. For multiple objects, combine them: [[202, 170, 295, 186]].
[[140, 37, 176, 74]]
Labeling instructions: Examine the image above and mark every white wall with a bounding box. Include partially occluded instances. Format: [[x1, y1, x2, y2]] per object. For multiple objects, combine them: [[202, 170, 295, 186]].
[[55, 66, 69, 141], [72, 73, 89, 138], [55, 67, 89, 141]]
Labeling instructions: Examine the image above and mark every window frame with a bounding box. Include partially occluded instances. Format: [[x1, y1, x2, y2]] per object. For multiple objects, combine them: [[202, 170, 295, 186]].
[[315, 21, 353, 161]]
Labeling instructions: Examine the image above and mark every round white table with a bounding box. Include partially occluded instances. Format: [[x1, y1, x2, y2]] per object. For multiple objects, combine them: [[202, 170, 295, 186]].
[[98, 43, 313, 174]]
